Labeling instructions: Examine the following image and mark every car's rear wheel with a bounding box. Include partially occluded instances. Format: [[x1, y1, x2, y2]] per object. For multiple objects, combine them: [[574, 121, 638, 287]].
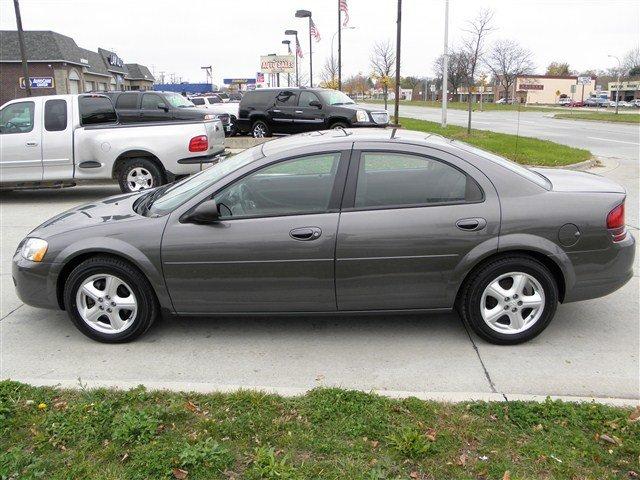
[[251, 120, 271, 138], [117, 158, 164, 193], [459, 256, 558, 345], [63, 256, 158, 343]]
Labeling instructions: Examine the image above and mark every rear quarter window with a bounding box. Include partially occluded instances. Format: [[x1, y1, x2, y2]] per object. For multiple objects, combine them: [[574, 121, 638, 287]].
[[242, 90, 275, 107]]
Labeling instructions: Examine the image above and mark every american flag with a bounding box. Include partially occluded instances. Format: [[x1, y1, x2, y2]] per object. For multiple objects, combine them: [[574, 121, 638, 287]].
[[310, 18, 321, 42], [296, 37, 304, 58], [339, 0, 349, 27]]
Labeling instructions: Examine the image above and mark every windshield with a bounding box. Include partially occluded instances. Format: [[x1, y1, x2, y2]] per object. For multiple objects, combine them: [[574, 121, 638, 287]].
[[165, 93, 195, 108], [146, 145, 264, 215], [318, 90, 355, 105], [452, 141, 551, 189]]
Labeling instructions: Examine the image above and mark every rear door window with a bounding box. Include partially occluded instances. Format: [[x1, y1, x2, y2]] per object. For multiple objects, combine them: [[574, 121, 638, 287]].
[[115, 92, 138, 109], [141, 93, 167, 110], [275, 90, 297, 106], [354, 152, 482, 208], [44, 99, 67, 131]]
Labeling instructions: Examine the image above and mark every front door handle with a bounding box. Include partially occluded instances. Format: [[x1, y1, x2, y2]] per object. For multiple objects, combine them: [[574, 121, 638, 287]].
[[290, 227, 322, 241], [25, 141, 39, 147], [272, 109, 282, 113], [295, 110, 303, 114], [456, 217, 487, 231]]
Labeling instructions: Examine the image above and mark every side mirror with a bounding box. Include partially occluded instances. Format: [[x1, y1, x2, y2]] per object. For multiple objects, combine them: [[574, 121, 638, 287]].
[[157, 104, 169, 112], [309, 100, 322, 109], [182, 199, 219, 224]]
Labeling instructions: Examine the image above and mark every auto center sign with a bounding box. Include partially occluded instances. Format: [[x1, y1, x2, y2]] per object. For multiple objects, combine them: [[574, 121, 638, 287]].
[[19, 77, 54, 89], [260, 55, 295, 74]]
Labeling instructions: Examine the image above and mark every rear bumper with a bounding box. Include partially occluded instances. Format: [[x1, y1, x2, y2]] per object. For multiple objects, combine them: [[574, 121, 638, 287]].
[[563, 231, 636, 303]]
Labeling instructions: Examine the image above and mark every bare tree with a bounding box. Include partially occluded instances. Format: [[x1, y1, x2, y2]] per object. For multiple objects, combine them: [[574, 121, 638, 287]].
[[370, 40, 395, 109], [459, 9, 494, 134], [623, 46, 640, 76], [433, 50, 466, 97], [485, 39, 535, 103], [320, 51, 339, 89]]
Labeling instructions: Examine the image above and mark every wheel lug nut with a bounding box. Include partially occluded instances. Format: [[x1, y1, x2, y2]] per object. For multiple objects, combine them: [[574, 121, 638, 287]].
[[504, 305, 509, 310], [518, 301, 523, 306], [513, 294, 518, 299], [99, 306, 104, 310], [512, 308, 517, 312], [111, 302, 116, 306], [504, 297, 510, 302], [98, 297, 103, 302]]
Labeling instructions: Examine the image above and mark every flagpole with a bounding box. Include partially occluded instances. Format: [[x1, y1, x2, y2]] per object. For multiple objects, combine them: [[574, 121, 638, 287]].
[[309, 16, 313, 87], [338, 0, 342, 90], [295, 35, 299, 86]]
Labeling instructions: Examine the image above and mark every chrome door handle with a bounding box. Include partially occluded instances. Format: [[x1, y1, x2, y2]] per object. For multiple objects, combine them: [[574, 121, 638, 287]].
[[456, 217, 487, 231], [25, 141, 39, 147], [272, 109, 282, 113], [295, 110, 303, 114], [290, 227, 322, 241]]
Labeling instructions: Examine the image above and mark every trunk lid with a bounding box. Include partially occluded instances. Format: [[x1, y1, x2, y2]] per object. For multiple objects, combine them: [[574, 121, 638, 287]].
[[533, 168, 626, 194]]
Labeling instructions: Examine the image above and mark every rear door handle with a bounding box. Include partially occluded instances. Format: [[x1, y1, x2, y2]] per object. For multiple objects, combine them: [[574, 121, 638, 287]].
[[456, 217, 487, 231], [272, 109, 282, 113], [290, 227, 322, 241], [295, 110, 303, 114], [25, 141, 39, 147]]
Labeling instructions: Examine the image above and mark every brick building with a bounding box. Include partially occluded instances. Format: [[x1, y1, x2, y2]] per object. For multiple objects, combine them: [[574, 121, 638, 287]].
[[0, 30, 154, 105]]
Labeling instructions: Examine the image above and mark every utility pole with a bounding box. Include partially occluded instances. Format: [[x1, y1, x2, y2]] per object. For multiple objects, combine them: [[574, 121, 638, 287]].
[[296, 10, 313, 87], [393, 0, 402, 125], [13, 0, 31, 97], [338, 0, 342, 90], [441, 0, 449, 127], [608, 54, 622, 115]]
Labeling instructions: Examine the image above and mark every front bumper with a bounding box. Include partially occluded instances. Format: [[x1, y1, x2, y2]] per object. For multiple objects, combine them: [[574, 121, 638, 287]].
[[12, 253, 61, 310], [563, 231, 636, 303]]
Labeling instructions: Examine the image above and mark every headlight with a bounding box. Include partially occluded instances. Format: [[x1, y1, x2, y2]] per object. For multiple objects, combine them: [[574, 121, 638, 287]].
[[21, 238, 48, 262], [356, 110, 369, 123]]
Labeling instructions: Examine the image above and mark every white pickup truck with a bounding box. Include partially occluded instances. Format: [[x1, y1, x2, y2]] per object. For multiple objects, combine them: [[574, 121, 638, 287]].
[[0, 94, 225, 193]]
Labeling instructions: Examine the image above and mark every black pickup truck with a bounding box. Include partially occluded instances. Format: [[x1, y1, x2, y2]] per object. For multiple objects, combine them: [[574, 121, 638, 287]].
[[103, 91, 232, 135]]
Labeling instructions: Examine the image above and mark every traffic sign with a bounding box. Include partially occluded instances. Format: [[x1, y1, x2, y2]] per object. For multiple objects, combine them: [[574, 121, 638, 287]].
[[577, 76, 591, 85]]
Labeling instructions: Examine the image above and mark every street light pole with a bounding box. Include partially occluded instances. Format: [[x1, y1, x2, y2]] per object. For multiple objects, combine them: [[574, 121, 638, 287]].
[[285, 30, 299, 86], [295, 10, 313, 87], [393, 0, 402, 126], [441, 0, 449, 127], [608, 54, 622, 115], [338, 0, 342, 90], [13, 0, 31, 97], [282, 40, 291, 87]]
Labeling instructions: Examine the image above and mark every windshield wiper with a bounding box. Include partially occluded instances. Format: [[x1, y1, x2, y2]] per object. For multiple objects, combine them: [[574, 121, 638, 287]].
[[139, 184, 171, 215]]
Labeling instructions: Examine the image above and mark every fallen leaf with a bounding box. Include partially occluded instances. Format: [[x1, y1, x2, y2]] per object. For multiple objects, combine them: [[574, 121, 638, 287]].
[[502, 471, 511, 480], [457, 453, 468, 466], [533, 424, 543, 432], [410, 472, 419, 479], [185, 401, 200, 413], [600, 434, 619, 445], [53, 401, 67, 411], [173, 468, 188, 479], [425, 428, 437, 442], [628, 470, 638, 478], [25, 400, 34, 406], [371, 440, 379, 448], [629, 406, 640, 423]]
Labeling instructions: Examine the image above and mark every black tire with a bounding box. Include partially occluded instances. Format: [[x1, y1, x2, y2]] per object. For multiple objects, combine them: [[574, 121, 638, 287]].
[[330, 121, 349, 129], [458, 255, 558, 345], [63, 255, 159, 343], [251, 119, 271, 138], [117, 157, 164, 193], [227, 116, 238, 137]]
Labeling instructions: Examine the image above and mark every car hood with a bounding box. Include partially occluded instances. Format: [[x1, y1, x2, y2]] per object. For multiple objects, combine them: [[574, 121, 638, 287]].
[[29, 192, 144, 239], [533, 168, 626, 194]]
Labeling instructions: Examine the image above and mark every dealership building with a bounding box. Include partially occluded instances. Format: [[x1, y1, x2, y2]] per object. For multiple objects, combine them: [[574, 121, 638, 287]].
[[0, 30, 154, 105], [494, 75, 596, 104]]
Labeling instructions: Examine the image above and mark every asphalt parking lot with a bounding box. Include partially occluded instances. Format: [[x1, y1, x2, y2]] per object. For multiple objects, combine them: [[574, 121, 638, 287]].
[[1, 154, 638, 405]]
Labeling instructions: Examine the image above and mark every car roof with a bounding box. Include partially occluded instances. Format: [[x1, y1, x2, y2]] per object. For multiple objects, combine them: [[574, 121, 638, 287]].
[[261, 128, 454, 156]]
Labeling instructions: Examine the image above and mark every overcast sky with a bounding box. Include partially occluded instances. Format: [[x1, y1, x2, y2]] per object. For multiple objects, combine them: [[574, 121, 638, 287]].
[[1, 0, 638, 86]]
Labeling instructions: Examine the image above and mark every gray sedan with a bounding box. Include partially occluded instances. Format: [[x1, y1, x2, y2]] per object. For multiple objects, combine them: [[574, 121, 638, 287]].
[[12, 129, 635, 344]]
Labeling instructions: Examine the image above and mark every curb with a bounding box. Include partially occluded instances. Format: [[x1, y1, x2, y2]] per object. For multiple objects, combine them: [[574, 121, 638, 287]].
[[9, 377, 639, 408], [555, 158, 599, 171]]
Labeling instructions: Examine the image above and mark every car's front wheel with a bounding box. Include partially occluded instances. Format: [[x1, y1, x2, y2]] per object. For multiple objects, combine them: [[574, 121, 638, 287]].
[[63, 255, 159, 343], [459, 256, 558, 345]]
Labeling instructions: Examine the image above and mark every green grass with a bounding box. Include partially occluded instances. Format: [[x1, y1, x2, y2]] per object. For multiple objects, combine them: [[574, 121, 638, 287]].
[[1, 381, 639, 479], [554, 112, 640, 124], [399, 117, 592, 166], [366, 99, 557, 112]]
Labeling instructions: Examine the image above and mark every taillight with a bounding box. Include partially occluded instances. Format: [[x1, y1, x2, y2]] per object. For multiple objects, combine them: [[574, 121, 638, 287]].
[[189, 135, 208, 152], [606, 202, 626, 242]]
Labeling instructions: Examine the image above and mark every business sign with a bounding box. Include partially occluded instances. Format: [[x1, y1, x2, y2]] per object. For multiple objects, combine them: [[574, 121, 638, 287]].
[[608, 81, 640, 91], [256, 72, 265, 83], [518, 83, 544, 90], [223, 78, 257, 85], [577, 76, 592, 85], [108, 53, 124, 68], [19, 77, 54, 89], [260, 55, 295, 74]]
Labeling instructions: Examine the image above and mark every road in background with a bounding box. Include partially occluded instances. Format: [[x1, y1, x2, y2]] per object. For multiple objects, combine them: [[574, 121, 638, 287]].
[[363, 103, 640, 161]]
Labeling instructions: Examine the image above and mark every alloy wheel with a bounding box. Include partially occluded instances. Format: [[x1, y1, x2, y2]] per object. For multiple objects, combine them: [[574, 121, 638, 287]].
[[126, 167, 154, 191], [75, 274, 138, 334], [480, 271, 545, 334], [253, 123, 266, 137]]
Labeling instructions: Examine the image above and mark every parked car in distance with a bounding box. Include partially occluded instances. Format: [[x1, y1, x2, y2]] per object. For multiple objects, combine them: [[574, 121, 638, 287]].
[[495, 97, 513, 104], [584, 97, 609, 107], [559, 99, 583, 107], [213, 92, 230, 102], [237, 87, 390, 137], [103, 91, 232, 133], [632, 99, 640, 108], [227, 91, 243, 102], [13, 128, 634, 344], [0, 94, 225, 193], [189, 95, 239, 136]]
